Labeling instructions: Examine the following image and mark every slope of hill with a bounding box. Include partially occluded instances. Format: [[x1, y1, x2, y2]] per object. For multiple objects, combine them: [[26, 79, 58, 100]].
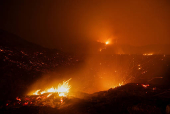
[[100, 44, 170, 55], [1, 83, 170, 114], [0, 29, 45, 50], [0, 30, 79, 103]]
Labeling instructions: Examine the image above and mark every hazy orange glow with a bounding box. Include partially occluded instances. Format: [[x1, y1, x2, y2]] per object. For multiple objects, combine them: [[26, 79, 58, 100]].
[[1, 0, 170, 55]]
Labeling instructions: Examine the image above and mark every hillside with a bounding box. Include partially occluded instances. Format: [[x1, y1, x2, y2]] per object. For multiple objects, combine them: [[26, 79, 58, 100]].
[[1, 83, 170, 114], [0, 30, 79, 102]]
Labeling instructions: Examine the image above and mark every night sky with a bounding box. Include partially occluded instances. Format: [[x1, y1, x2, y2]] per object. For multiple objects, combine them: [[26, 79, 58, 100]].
[[0, 0, 170, 53]]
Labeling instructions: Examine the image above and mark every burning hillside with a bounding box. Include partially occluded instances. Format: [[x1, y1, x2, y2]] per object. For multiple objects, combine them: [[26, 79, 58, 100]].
[[4, 78, 123, 109], [0, 30, 81, 105], [31, 78, 71, 97], [3, 83, 170, 114], [1, 30, 170, 114], [5, 79, 72, 108]]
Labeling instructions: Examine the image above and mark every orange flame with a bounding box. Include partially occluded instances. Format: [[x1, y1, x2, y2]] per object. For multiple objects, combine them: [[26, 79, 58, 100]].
[[57, 78, 71, 96], [47, 93, 52, 98], [105, 41, 109, 45], [143, 53, 153, 56], [33, 89, 40, 95], [142, 84, 149, 88], [31, 78, 71, 97]]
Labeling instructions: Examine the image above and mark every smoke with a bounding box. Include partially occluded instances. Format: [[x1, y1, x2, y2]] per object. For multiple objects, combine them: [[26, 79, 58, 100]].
[[1, 0, 170, 54], [19, 0, 170, 94], [28, 52, 134, 95]]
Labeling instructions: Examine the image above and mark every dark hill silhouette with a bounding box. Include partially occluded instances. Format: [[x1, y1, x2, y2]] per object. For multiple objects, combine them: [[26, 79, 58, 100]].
[[0, 29, 45, 50]]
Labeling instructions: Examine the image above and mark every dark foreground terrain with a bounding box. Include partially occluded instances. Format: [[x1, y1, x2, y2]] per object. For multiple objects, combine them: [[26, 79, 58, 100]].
[[1, 83, 170, 114]]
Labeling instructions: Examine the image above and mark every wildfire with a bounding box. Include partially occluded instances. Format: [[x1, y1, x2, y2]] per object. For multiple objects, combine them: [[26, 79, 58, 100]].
[[33, 89, 40, 95], [143, 53, 153, 56], [47, 93, 52, 98], [97, 40, 111, 52], [57, 78, 71, 96], [105, 41, 109, 45], [113, 82, 124, 88], [31, 78, 71, 97], [142, 84, 149, 88], [16, 97, 21, 101]]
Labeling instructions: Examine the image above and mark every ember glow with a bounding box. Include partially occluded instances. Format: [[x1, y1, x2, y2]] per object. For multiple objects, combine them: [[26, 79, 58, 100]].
[[143, 53, 153, 56], [142, 84, 149, 88], [16, 97, 21, 101], [112, 82, 124, 89], [31, 78, 71, 97]]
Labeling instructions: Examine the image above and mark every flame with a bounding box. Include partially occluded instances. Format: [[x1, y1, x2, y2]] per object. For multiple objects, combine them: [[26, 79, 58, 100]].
[[57, 78, 71, 97], [105, 41, 109, 45], [47, 93, 52, 98], [16, 97, 21, 101], [119, 82, 123, 86], [142, 84, 149, 88], [47, 87, 57, 93], [59, 93, 65, 97], [33, 89, 40, 95], [143, 53, 153, 56], [112, 82, 124, 88], [60, 98, 63, 103], [40, 91, 46, 95], [31, 78, 71, 97], [97, 39, 112, 52]]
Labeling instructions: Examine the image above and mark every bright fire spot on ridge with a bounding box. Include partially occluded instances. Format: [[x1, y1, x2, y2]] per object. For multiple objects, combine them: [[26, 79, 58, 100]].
[[142, 84, 149, 88], [105, 41, 109, 45], [143, 53, 153, 56], [112, 82, 124, 88]]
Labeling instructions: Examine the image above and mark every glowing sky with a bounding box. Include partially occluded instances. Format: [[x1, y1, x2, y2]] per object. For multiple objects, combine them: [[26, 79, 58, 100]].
[[0, 0, 170, 53]]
